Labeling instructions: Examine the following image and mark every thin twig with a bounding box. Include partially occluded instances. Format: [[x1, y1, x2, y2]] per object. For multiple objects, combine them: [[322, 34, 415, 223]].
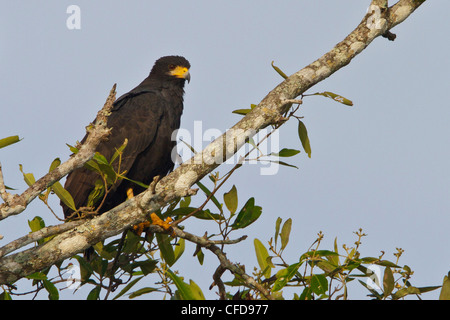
[[0, 163, 13, 205], [104, 230, 128, 300], [159, 224, 273, 299], [211, 265, 227, 300], [172, 158, 243, 227]]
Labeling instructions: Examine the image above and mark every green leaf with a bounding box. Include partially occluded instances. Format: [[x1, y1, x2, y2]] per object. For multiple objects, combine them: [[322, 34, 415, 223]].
[[317, 260, 340, 274], [66, 143, 79, 154], [0, 135, 21, 149], [358, 280, 383, 299], [120, 175, 149, 189], [43, 280, 59, 300], [231, 197, 262, 230], [280, 218, 292, 251], [270, 160, 299, 170], [312, 91, 353, 106], [299, 286, 313, 300], [84, 159, 101, 172], [417, 285, 441, 294], [254, 238, 271, 278], [392, 286, 421, 300], [272, 148, 301, 157], [232, 108, 252, 116], [271, 61, 288, 79], [196, 181, 223, 213], [0, 290, 12, 300], [330, 237, 340, 266], [27, 217, 52, 245], [48, 158, 61, 172], [439, 275, 450, 300], [179, 138, 198, 154], [180, 196, 191, 208], [26, 272, 48, 281], [28, 216, 45, 233], [72, 255, 94, 282], [196, 248, 204, 265], [93, 241, 115, 260], [273, 262, 301, 292], [246, 137, 256, 148], [274, 217, 282, 249], [383, 267, 395, 298], [301, 250, 339, 260], [266, 255, 276, 269], [360, 257, 380, 264], [138, 260, 158, 275], [93, 152, 109, 165], [174, 238, 185, 264], [189, 280, 206, 300], [52, 181, 77, 211], [297, 120, 311, 158], [87, 285, 101, 300], [90, 256, 108, 277], [169, 207, 222, 220], [19, 164, 35, 186], [129, 287, 157, 299], [232, 104, 257, 116], [223, 185, 238, 215], [87, 179, 105, 208], [375, 260, 400, 268], [114, 278, 144, 299], [224, 275, 246, 287], [166, 269, 198, 300], [156, 233, 175, 267], [196, 208, 223, 220], [310, 274, 328, 295], [110, 138, 128, 164], [97, 163, 117, 185]]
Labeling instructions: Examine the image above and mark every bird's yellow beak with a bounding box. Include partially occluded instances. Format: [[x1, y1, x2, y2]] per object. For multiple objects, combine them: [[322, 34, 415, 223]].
[[170, 66, 190, 83]]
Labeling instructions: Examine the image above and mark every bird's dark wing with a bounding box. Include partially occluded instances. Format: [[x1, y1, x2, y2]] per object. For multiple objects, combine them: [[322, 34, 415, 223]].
[[62, 86, 173, 218], [103, 87, 163, 170]]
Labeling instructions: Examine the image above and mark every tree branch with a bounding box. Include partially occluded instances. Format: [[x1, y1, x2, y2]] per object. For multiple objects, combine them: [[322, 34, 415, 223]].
[[0, 220, 85, 258], [169, 226, 272, 299], [0, 163, 14, 205], [0, 84, 117, 221]]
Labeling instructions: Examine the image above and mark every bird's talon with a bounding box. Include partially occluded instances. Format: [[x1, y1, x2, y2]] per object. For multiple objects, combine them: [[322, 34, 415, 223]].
[[133, 220, 151, 236], [150, 213, 175, 236], [127, 188, 134, 199]]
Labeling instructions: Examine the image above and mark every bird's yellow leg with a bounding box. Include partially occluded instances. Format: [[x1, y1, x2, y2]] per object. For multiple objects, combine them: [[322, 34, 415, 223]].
[[133, 220, 151, 235], [127, 188, 134, 199], [128, 188, 174, 236], [150, 213, 173, 231]]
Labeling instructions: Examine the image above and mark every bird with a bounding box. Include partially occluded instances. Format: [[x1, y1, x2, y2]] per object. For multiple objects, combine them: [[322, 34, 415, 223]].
[[61, 55, 191, 223]]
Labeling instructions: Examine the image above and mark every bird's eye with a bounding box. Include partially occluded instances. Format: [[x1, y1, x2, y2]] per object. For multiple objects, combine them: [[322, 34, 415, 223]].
[[168, 64, 176, 70]]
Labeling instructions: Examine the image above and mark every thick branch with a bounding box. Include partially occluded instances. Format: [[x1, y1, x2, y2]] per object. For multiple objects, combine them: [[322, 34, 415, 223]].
[[388, 0, 426, 29]]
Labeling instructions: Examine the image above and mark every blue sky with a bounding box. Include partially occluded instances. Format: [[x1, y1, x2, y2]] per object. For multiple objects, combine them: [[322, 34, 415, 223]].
[[1, 1, 449, 299]]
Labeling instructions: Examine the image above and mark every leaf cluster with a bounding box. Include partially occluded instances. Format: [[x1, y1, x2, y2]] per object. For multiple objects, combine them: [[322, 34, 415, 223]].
[[249, 224, 443, 300]]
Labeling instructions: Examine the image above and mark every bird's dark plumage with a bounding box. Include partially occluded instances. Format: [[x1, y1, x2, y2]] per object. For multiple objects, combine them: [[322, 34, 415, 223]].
[[62, 55, 190, 219]]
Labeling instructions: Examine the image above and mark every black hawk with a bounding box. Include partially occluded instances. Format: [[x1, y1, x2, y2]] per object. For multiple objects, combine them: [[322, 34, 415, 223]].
[[61, 55, 190, 220]]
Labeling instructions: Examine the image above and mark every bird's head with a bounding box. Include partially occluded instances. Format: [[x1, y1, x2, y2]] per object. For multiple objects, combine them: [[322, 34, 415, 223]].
[[150, 55, 191, 83]]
